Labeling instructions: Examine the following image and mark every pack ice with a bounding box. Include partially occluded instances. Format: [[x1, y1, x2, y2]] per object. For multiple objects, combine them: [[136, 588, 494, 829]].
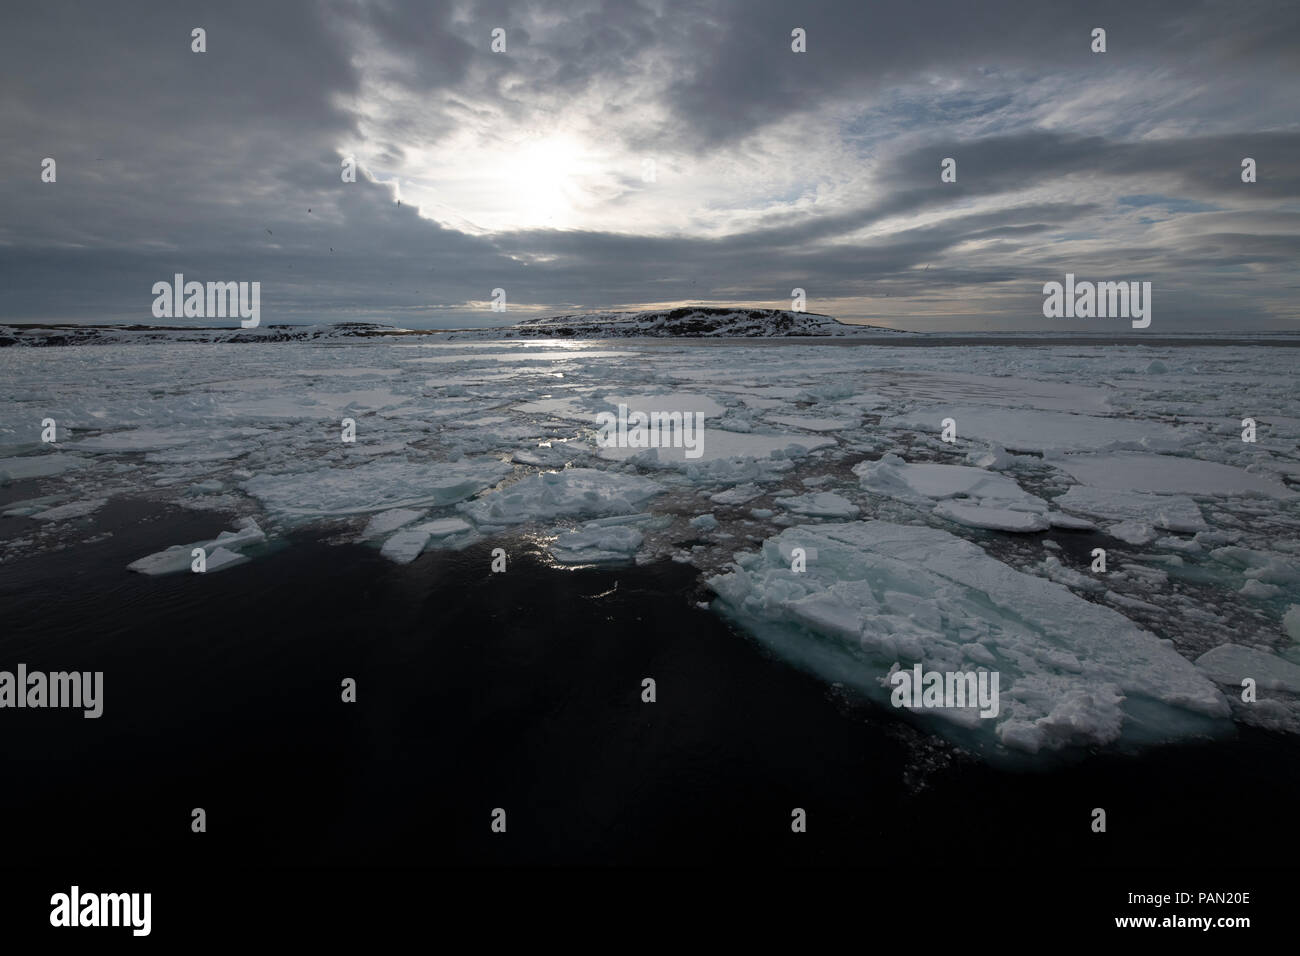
[[708, 521, 1230, 758]]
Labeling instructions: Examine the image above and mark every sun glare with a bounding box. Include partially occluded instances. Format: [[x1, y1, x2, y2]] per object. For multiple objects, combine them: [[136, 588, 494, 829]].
[[500, 134, 591, 228]]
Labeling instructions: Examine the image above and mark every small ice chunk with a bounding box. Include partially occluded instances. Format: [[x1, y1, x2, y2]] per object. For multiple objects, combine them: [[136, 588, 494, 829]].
[[1240, 579, 1282, 599], [1108, 520, 1157, 545], [781, 492, 861, 518], [362, 508, 425, 538], [710, 483, 763, 505], [1103, 590, 1162, 614], [691, 514, 720, 531], [934, 501, 1049, 533], [1284, 605, 1300, 642], [551, 524, 644, 564], [380, 529, 432, 564], [31, 498, 107, 522], [1040, 556, 1105, 592], [413, 517, 473, 538], [966, 444, 1015, 471]]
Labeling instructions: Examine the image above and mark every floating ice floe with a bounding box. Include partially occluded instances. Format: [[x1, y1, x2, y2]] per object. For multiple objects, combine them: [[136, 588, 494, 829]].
[[1053, 485, 1206, 533], [708, 521, 1230, 758], [1207, 546, 1300, 587], [30, 498, 107, 522], [0, 454, 86, 482], [551, 518, 646, 564], [414, 517, 473, 538], [854, 454, 1051, 532], [379, 529, 431, 565], [127, 518, 266, 575], [458, 467, 663, 525], [72, 426, 219, 453], [1195, 645, 1300, 694], [1055, 453, 1296, 498], [243, 458, 511, 519], [779, 491, 860, 518], [377, 514, 482, 562], [361, 508, 425, 538], [885, 406, 1190, 453], [3, 494, 72, 517], [709, 483, 764, 505]]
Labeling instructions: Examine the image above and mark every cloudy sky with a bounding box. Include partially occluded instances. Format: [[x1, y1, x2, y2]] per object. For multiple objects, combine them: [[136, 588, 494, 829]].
[[1, 0, 1297, 330]]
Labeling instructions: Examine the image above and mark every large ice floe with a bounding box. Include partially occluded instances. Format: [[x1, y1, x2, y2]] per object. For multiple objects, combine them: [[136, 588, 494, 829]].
[[243, 458, 512, 520], [709, 521, 1231, 760], [1055, 453, 1297, 499], [854, 454, 1053, 532], [885, 406, 1191, 453]]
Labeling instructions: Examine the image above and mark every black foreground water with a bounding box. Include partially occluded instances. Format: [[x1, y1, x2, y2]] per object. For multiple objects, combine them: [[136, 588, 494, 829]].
[[2, 496, 1299, 869]]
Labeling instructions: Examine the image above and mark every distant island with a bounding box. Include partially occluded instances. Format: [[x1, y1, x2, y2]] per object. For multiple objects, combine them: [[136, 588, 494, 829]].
[[0, 308, 911, 347]]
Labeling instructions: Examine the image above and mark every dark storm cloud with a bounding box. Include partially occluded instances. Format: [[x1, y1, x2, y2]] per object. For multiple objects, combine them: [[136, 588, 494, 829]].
[[652, 0, 1299, 150]]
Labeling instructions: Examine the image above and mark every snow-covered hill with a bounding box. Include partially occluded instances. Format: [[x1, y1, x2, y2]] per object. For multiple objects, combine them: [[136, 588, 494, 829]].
[[486, 307, 905, 338]]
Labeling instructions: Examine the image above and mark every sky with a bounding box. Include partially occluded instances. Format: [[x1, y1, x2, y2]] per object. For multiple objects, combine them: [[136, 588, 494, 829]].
[[1, 0, 1297, 331]]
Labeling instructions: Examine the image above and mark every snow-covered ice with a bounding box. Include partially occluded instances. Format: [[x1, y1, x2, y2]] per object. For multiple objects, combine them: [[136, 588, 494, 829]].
[[855, 454, 1050, 532], [709, 521, 1230, 758], [458, 467, 662, 525], [1056, 453, 1297, 498]]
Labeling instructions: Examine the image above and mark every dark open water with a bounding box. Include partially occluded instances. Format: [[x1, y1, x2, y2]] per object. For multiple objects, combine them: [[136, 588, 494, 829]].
[[3, 496, 1299, 874]]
